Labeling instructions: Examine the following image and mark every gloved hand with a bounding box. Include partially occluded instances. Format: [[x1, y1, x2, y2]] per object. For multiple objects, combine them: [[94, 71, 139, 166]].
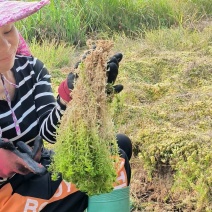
[[106, 53, 124, 94], [16, 136, 43, 162], [58, 49, 124, 102], [75, 50, 124, 94], [58, 72, 78, 102], [73, 44, 96, 69], [58, 45, 96, 103], [0, 136, 46, 178]]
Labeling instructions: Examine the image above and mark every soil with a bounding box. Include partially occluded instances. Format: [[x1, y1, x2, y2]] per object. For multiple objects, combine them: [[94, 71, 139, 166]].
[[130, 158, 185, 212]]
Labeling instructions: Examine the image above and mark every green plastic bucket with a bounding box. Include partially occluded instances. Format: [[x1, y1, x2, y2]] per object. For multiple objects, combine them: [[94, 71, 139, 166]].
[[86, 186, 130, 212]]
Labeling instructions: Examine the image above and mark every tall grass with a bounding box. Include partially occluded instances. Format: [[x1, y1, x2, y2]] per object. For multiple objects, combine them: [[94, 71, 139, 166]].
[[16, 0, 212, 44], [28, 38, 75, 94], [17, 0, 86, 44]]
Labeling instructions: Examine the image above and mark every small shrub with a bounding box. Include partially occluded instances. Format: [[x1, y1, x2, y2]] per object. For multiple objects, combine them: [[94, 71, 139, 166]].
[[49, 40, 119, 196]]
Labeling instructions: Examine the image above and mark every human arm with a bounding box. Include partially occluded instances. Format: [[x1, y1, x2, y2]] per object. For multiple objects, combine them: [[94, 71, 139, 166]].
[[30, 50, 124, 142], [27, 57, 67, 143]]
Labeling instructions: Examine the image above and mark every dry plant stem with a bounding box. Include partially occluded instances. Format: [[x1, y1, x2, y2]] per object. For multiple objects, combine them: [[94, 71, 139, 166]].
[[50, 40, 119, 196]]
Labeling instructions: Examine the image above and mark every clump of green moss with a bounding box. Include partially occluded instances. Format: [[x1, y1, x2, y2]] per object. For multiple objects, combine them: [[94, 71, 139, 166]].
[[49, 40, 119, 196]]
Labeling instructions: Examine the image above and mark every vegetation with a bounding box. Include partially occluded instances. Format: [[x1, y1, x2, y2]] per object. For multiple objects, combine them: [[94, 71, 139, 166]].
[[48, 40, 119, 196], [19, 0, 212, 211], [17, 0, 212, 44]]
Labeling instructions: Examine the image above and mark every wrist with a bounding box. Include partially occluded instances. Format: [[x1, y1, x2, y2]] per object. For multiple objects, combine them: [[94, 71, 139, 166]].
[[58, 79, 72, 102]]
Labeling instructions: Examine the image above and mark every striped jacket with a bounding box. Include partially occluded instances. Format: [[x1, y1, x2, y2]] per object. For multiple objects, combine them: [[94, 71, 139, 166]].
[[0, 55, 66, 146]]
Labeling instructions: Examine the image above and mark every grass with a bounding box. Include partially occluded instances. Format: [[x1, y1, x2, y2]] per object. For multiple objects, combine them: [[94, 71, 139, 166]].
[[16, 0, 212, 44], [113, 26, 212, 211]]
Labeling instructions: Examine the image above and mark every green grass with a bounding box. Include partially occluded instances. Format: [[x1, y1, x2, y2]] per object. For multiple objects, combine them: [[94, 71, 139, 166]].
[[16, 0, 212, 44]]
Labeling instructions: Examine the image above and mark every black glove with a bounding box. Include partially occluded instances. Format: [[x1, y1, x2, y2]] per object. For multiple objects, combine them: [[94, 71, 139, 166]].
[[66, 72, 79, 90], [75, 49, 124, 94], [106, 53, 124, 94], [18, 137, 55, 168], [74, 44, 96, 69], [58, 45, 96, 101], [0, 136, 46, 178], [16, 136, 43, 162]]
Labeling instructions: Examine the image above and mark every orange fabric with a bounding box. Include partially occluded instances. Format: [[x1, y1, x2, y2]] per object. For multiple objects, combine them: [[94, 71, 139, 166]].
[[0, 183, 13, 209], [0, 181, 78, 212], [0, 157, 127, 211], [114, 158, 128, 189]]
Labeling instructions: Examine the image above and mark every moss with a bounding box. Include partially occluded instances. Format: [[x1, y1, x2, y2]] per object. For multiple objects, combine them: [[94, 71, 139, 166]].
[[114, 41, 212, 209]]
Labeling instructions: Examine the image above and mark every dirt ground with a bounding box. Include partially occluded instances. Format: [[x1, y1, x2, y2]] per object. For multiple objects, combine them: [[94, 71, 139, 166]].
[[130, 158, 185, 212]]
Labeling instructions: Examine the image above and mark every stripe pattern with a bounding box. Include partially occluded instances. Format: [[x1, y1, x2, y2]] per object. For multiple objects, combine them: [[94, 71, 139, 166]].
[[0, 55, 66, 146]]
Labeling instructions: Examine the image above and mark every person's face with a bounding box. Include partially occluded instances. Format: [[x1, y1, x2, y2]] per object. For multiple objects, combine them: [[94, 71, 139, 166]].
[[0, 23, 19, 74]]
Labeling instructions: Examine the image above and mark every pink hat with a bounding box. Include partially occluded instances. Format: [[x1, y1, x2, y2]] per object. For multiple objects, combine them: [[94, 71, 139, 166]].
[[0, 0, 50, 27]]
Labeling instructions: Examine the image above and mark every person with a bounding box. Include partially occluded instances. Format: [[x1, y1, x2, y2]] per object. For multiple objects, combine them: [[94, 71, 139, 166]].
[[0, 0, 132, 211]]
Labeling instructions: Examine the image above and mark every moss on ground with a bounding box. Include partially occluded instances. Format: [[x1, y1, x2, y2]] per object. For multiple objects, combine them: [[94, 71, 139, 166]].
[[112, 38, 212, 211]]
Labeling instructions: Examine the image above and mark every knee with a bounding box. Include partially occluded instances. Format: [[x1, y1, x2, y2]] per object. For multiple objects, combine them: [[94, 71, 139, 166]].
[[116, 133, 132, 161]]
